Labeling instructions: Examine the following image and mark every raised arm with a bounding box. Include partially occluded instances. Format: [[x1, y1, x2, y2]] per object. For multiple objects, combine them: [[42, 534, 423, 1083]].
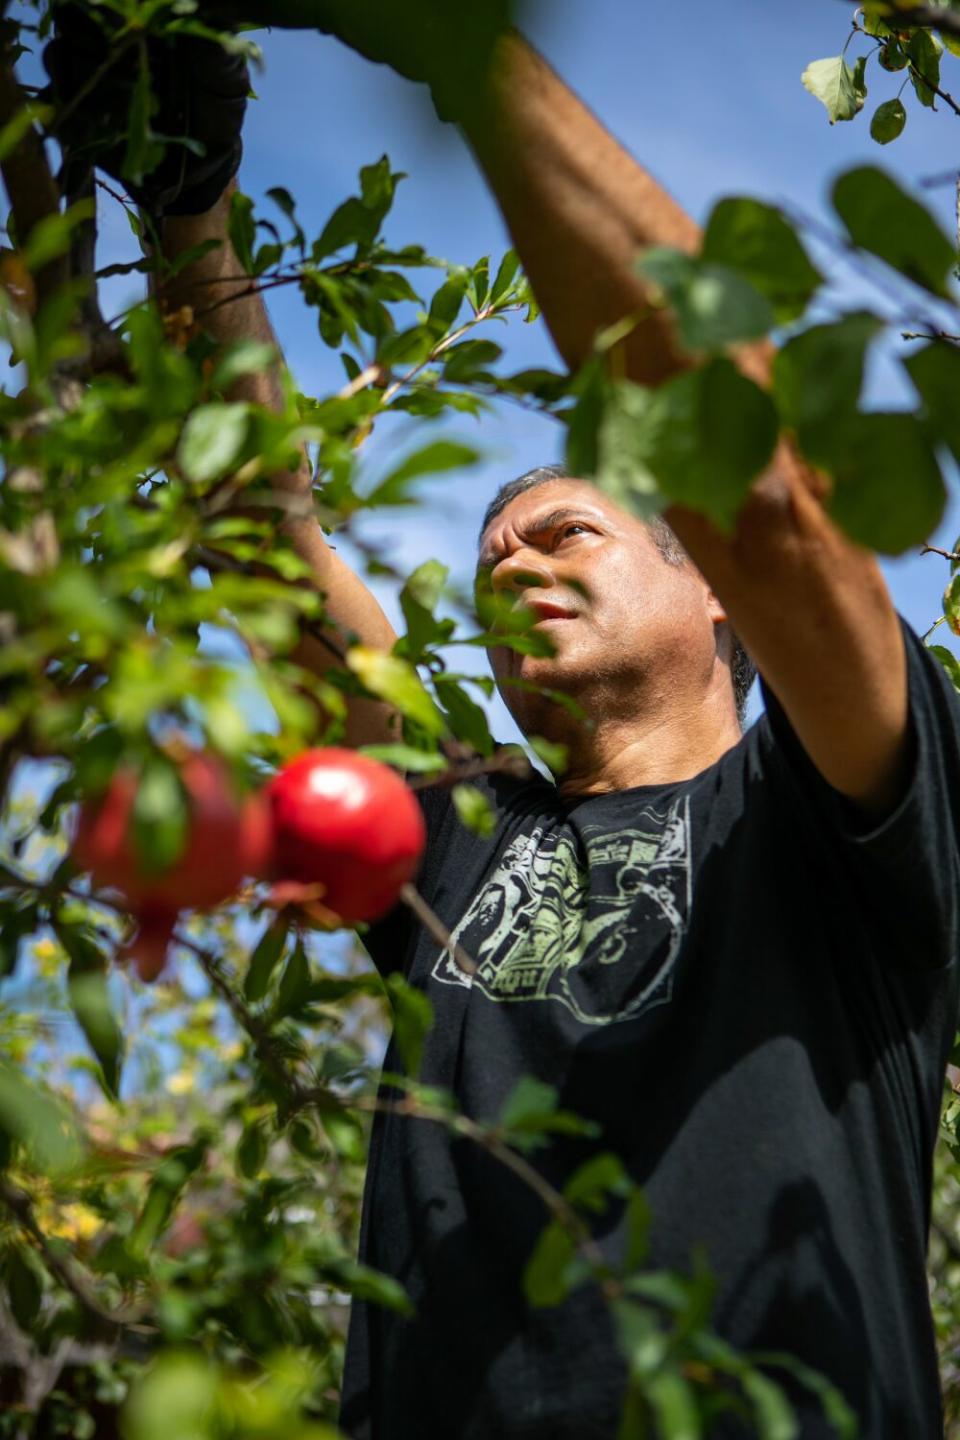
[[454, 37, 908, 816], [280, 4, 907, 814], [160, 188, 401, 749]]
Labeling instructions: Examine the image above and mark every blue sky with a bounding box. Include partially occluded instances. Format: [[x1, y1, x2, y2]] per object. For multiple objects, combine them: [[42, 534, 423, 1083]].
[[59, 1, 960, 741]]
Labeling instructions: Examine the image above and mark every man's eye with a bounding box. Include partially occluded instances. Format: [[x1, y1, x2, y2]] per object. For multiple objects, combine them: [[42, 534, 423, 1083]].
[[558, 524, 588, 541]]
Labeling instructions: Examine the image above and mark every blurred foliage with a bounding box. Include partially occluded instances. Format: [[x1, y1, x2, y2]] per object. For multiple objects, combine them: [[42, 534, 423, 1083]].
[[0, 1, 958, 1437]]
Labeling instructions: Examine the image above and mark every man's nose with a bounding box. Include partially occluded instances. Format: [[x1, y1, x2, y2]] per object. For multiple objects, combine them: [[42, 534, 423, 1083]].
[[491, 549, 554, 596]]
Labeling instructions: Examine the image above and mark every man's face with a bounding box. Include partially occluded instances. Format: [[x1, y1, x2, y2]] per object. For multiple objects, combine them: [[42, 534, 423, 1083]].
[[476, 479, 725, 737]]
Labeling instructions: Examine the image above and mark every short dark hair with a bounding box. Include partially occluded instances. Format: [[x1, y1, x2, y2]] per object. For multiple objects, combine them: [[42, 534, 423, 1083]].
[[478, 464, 757, 724]]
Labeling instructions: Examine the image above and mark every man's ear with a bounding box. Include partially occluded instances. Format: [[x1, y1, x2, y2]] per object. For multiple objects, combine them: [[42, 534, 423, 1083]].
[[704, 585, 728, 628]]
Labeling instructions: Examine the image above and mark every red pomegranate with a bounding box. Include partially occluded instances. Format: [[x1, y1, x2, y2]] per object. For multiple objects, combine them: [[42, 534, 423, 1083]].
[[265, 748, 426, 925], [73, 749, 272, 981]]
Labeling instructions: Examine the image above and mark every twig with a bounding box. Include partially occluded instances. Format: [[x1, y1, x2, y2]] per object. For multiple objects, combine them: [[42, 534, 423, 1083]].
[[399, 882, 478, 977], [407, 750, 533, 799], [902, 329, 960, 343], [921, 543, 960, 563], [339, 1093, 617, 1294], [172, 927, 333, 1117], [905, 51, 960, 116]]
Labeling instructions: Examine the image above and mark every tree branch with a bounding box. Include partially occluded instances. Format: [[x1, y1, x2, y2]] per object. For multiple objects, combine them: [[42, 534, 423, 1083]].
[[842, 1, 960, 41], [0, 39, 67, 305]]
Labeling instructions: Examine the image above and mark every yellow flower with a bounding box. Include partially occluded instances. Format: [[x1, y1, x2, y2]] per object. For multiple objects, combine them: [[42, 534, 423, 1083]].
[[47, 1204, 102, 1242]]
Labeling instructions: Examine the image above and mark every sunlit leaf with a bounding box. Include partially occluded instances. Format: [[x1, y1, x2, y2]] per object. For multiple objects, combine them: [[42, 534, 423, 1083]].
[[179, 403, 251, 485], [801, 55, 866, 122], [347, 647, 447, 736]]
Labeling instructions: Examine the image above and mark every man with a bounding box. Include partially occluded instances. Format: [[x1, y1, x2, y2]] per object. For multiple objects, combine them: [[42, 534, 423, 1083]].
[[46, 5, 960, 1436]]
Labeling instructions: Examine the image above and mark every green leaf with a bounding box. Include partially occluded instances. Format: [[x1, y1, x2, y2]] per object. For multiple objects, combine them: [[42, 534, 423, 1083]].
[[943, 575, 960, 636], [385, 974, 434, 1077], [321, 1107, 367, 1163], [564, 1153, 629, 1209], [128, 1137, 209, 1258], [443, 338, 503, 381], [211, 339, 276, 391], [597, 361, 778, 531], [22, 201, 96, 274], [130, 756, 189, 878], [0, 102, 52, 165], [624, 1188, 651, 1271], [524, 1221, 578, 1307], [878, 37, 908, 70], [347, 647, 448, 737], [751, 1352, 858, 1440], [365, 441, 479, 509], [908, 29, 942, 107], [831, 166, 955, 297], [645, 1372, 702, 1440], [229, 191, 257, 275], [123, 43, 163, 185], [398, 559, 455, 661], [826, 412, 946, 554], [613, 1297, 669, 1380], [359, 155, 404, 225], [434, 677, 494, 757], [701, 198, 822, 323], [320, 1256, 413, 1316], [801, 55, 866, 122], [0, 1065, 83, 1174], [235, 1121, 268, 1179], [490, 249, 522, 305], [773, 312, 882, 463], [904, 340, 960, 462], [67, 966, 124, 1100], [637, 248, 775, 351], [870, 97, 907, 144], [930, 644, 960, 692], [428, 271, 469, 333], [739, 1369, 799, 1440], [273, 942, 311, 1020], [359, 744, 447, 774], [452, 783, 496, 837], [529, 735, 568, 776], [4, 1246, 43, 1331], [244, 920, 290, 1003], [179, 403, 251, 486], [501, 1076, 559, 1130]]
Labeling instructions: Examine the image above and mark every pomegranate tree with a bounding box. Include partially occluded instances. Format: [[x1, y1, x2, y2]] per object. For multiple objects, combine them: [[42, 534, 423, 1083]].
[[265, 748, 426, 925], [72, 749, 272, 981]]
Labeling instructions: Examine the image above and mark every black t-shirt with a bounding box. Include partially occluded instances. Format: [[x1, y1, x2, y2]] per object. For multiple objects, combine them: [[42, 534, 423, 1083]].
[[340, 621, 960, 1439]]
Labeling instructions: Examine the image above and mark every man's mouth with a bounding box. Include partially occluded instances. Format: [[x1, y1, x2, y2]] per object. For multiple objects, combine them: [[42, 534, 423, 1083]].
[[526, 601, 578, 623]]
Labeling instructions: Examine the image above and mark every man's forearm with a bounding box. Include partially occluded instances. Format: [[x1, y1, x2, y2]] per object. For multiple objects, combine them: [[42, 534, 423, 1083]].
[[461, 36, 771, 391], [159, 185, 400, 746], [160, 181, 313, 501]]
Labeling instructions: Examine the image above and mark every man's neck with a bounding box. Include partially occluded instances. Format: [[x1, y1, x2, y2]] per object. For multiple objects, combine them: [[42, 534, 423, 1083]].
[[553, 688, 743, 800]]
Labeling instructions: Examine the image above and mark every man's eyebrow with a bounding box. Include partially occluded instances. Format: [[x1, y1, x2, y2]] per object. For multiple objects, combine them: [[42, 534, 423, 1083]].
[[477, 507, 595, 570]]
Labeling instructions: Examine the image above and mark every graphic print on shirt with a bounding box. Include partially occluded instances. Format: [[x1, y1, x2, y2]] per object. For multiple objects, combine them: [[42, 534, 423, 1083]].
[[431, 797, 692, 1026]]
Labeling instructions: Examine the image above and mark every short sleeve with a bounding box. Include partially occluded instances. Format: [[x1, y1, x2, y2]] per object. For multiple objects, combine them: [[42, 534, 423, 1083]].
[[759, 618, 960, 971]]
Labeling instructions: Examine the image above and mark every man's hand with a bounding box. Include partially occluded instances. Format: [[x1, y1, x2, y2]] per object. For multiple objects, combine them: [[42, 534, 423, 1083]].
[[43, 2, 248, 216]]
